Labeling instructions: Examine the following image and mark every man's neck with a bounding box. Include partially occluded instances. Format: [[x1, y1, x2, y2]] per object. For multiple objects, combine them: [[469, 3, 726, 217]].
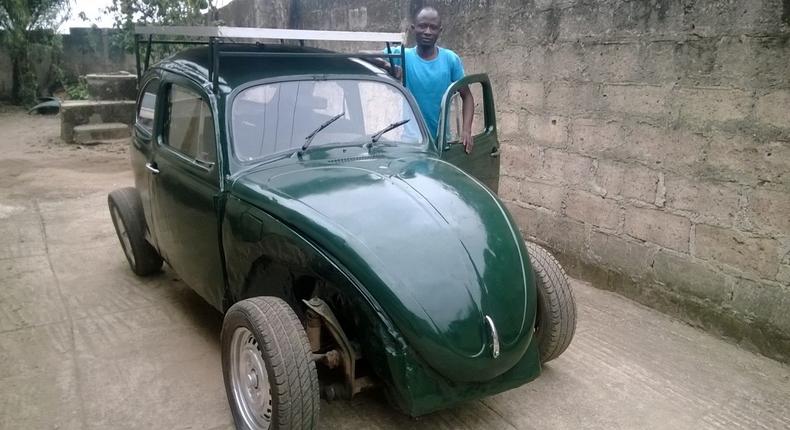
[[415, 44, 438, 60]]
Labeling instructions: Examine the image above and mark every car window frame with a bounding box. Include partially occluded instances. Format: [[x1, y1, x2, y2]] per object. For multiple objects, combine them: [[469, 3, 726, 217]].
[[226, 74, 432, 167], [157, 77, 219, 173], [135, 76, 161, 139]]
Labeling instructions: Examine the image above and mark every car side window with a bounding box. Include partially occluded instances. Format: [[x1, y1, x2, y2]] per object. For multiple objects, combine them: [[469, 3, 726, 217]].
[[164, 84, 216, 164], [136, 78, 159, 134]]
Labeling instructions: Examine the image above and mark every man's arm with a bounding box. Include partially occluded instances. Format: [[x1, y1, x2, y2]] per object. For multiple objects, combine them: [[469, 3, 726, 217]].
[[459, 86, 474, 154]]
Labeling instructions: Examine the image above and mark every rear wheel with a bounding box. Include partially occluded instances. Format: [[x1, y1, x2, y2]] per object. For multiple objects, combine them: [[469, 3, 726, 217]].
[[108, 187, 163, 276], [526, 241, 577, 363], [222, 296, 319, 430]]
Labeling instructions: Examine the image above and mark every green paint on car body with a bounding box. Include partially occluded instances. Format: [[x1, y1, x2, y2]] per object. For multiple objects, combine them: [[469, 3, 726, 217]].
[[131, 44, 541, 416]]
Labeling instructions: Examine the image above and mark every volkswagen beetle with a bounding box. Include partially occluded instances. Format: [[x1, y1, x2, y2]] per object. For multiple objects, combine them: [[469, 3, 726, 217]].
[[108, 34, 576, 430]]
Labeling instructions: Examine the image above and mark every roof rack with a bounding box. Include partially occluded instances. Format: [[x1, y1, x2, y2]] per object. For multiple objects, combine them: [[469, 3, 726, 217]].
[[133, 25, 407, 93]]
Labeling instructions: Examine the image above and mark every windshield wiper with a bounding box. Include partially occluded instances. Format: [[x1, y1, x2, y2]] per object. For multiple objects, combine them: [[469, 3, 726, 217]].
[[300, 111, 345, 154], [369, 119, 410, 146]]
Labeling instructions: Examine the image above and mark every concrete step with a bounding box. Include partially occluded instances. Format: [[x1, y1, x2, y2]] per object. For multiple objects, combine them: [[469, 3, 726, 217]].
[[86, 73, 138, 100], [60, 100, 135, 143], [73, 123, 130, 145]]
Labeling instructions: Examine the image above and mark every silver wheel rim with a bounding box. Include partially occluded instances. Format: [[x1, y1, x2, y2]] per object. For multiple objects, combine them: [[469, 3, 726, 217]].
[[111, 206, 135, 267], [230, 327, 273, 430]]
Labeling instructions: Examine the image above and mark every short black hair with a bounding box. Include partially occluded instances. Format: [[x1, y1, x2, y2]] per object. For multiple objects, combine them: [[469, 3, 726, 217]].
[[414, 6, 441, 24]]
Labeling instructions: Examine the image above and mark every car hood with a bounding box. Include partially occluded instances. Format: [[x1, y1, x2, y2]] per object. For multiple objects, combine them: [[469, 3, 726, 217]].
[[232, 153, 536, 381]]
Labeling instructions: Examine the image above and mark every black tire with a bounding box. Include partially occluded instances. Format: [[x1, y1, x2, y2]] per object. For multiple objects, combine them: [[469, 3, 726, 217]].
[[527, 241, 577, 364], [108, 187, 163, 276], [222, 296, 319, 430]]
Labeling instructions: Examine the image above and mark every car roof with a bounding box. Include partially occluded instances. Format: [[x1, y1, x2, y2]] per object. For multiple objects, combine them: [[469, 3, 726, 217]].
[[154, 44, 390, 93]]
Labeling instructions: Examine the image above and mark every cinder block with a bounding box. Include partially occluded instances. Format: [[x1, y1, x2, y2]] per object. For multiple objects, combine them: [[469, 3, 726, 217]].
[[665, 176, 741, 227], [704, 133, 790, 187], [777, 264, 790, 285], [545, 82, 598, 114], [715, 36, 790, 89], [624, 206, 691, 252], [520, 180, 565, 212], [694, 224, 781, 278], [498, 176, 521, 201], [673, 87, 752, 123], [501, 144, 542, 179], [581, 43, 641, 82], [571, 118, 624, 155], [556, 2, 619, 40], [756, 90, 790, 129], [601, 83, 671, 117], [542, 149, 594, 186], [652, 250, 732, 303], [628, 122, 706, 168], [498, 111, 519, 137], [524, 114, 568, 148], [507, 203, 586, 256], [507, 81, 543, 108], [571, 119, 705, 171], [748, 188, 790, 234], [566, 190, 621, 230], [589, 231, 655, 279], [730, 278, 790, 334], [594, 160, 659, 202], [541, 44, 587, 81]]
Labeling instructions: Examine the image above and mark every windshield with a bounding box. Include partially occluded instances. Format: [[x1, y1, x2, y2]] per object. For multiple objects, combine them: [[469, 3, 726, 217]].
[[231, 79, 424, 161]]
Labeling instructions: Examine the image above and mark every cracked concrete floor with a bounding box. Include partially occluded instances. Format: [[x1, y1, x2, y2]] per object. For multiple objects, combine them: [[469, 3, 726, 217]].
[[1, 108, 789, 429]]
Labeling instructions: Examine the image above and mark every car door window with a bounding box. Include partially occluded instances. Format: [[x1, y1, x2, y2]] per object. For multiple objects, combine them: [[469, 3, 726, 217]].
[[445, 82, 486, 143], [164, 84, 216, 164], [136, 78, 159, 134]]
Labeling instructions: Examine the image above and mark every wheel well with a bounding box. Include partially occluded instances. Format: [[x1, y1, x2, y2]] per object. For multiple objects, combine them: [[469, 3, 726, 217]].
[[238, 256, 319, 315]]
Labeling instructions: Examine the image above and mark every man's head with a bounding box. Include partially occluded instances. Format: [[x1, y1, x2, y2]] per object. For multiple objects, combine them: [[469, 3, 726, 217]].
[[411, 7, 442, 49]]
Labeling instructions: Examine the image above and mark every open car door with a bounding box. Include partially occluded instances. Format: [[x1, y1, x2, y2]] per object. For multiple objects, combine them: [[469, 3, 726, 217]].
[[437, 74, 500, 193]]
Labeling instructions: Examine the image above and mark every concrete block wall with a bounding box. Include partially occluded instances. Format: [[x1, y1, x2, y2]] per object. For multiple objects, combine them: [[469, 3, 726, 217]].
[[220, 0, 790, 362]]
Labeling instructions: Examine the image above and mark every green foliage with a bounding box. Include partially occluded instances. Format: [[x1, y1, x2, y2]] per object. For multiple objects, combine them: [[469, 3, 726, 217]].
[[0, 0, 70, 106], [65, 77, 88, 100], [105, 0, 217, 60]]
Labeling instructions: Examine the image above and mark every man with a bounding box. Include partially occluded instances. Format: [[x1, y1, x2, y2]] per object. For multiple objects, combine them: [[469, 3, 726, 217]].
[[381, 7, 475, 153]]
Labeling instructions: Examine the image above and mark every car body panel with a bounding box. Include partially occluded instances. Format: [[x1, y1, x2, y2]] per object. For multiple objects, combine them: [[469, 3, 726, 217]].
[[228, 145, 535, 381]]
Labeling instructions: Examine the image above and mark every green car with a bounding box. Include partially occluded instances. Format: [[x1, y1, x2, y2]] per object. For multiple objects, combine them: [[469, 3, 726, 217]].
[[108, 26, 576, 430]]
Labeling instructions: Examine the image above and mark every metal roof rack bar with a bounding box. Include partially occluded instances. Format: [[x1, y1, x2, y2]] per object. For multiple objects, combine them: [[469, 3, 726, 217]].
[[132, 25, 407, 94], [219, 52, 402, 59], [134, 25, 406, 44]]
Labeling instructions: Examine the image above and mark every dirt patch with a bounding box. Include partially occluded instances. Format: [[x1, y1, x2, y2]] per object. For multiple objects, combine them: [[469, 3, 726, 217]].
[[0, 107, 132, 200]]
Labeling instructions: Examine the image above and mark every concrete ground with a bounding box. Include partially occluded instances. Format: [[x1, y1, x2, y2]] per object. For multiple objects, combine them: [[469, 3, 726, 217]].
[[1, 108, 789, 430]]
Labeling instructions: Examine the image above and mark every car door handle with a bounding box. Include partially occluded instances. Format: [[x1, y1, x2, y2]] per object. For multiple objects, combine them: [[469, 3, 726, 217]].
[[145, 162, 160, 175], [490, 148, 500, 158]]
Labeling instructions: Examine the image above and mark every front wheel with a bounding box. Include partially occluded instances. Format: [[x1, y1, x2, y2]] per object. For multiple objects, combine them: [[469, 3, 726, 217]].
[[108, 187, 163, 276], [527, 241, 577, 363], [221, 296, 319, 430]]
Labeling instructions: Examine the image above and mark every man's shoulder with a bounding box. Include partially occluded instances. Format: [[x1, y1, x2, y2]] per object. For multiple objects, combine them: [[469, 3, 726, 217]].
[[437, 47, 461, 61]]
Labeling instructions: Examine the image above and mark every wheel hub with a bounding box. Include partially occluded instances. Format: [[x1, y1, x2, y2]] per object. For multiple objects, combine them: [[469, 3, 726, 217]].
[[230, 327, 273, 430]]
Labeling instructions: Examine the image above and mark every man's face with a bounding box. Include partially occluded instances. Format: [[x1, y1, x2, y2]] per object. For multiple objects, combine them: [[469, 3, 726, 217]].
[[412, 11, 441, 48]]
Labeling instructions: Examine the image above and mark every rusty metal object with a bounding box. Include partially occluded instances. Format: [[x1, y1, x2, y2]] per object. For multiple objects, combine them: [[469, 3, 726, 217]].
[[303, 297, 374, 398], [322, 349, 342, 369], [306, 308, 322, 353]]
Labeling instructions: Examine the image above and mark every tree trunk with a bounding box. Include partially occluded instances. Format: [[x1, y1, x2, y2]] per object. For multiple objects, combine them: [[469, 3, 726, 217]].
[[10, 49, 36, 106]]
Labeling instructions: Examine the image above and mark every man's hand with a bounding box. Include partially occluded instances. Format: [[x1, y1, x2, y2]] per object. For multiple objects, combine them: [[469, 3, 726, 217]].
[[389, 65, 403, 80], [462, 130, 473, 154]]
